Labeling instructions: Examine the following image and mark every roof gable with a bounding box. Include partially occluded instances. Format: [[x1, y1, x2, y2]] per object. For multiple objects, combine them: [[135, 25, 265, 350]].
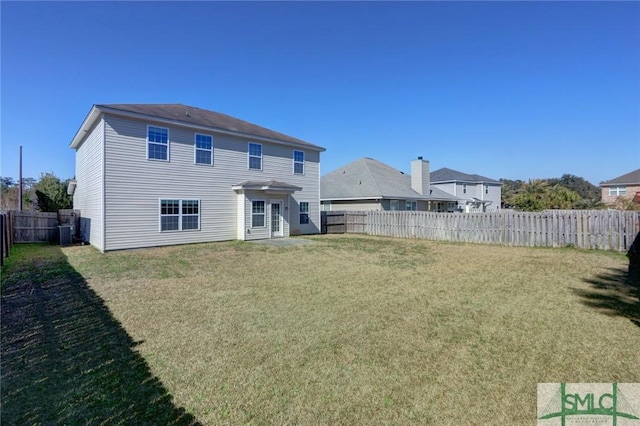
[[601, 168, 640, 186], [430, 167, 499, 184], [321, 158, 458, 201], [70, 103, 324, 151]]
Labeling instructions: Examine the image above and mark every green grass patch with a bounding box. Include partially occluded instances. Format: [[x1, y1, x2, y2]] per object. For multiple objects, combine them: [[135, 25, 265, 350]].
[[2, 236, 639, 424]]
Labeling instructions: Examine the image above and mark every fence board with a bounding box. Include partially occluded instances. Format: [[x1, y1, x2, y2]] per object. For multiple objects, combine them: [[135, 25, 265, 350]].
[[12, 211, 59, 243], [322, 209, 640, 252]]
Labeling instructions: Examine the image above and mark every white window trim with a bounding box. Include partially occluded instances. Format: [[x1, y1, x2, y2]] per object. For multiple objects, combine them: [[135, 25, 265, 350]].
[[609, 186, 627, 196], [248, 142, 263, 171], [159, 199, 201, 232], [484, 184, 489, 194], [293, 150, 305, 175], [406, 200, 417, 211], [147, 125, 170, 162], [194, 133, 213, 166], [251, 199, 266, 228], [299, 201, 310, 224], [462, 184, 467, 194]]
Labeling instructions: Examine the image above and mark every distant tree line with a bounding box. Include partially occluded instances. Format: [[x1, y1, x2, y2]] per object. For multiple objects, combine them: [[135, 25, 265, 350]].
[[1, 172, 73, 212], [501, 173, 613, 212]]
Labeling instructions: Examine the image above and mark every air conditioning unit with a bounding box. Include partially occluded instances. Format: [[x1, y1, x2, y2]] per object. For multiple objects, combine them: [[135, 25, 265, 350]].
[[58, 225, 72, 246]]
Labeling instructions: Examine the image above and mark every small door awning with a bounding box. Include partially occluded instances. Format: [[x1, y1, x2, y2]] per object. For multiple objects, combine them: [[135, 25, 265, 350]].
[[466, 198, 492, 206], [232, 180, 302, 195]]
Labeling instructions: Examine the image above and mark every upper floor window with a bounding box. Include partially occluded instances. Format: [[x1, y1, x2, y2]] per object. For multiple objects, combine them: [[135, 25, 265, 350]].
[[609, 186, 627, 196], [195, 134, 213, 165], [484, 184, 489, 194], [248, 143, 262, 170], [160, 199, 200, 232], [462, 184, 467, 194], [293, 150, 304, 174], [148, 126, 169, 161], [299, 201, 309, 224], [406, 201, 417, 211]]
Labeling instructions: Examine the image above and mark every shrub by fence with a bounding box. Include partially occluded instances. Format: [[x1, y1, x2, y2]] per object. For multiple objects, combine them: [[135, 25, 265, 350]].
[[322, 210, 640, 251]]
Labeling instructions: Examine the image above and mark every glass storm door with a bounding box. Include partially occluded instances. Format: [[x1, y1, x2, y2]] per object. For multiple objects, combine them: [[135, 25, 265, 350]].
[[271, 201, 283, 238]]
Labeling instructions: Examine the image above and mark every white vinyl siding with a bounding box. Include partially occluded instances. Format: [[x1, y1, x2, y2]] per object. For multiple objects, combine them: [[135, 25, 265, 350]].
[[101, 114, 322, 249], [73, 117, 105, 251]]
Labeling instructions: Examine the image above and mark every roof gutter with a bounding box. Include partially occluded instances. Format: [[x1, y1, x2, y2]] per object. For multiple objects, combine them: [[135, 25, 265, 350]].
[[69, 105, 102, 149]]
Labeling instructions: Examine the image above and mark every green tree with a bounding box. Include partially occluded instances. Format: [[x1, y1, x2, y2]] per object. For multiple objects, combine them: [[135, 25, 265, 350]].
[[573, 198, 606, 210], [547, 174, 600, 200], [500, 179, 525, 207], [545, 185, 581, 209], [34, 172, 73, 212], [510, 179, 549, 211]]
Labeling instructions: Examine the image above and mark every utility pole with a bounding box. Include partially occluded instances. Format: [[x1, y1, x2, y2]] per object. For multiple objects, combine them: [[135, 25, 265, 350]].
[[18, 145, 23, 211]]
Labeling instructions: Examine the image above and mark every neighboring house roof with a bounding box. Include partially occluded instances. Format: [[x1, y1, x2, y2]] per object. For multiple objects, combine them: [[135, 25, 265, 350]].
[[321, 157, 459, 201], [70, 103, 325, 151], [430, 167, 500, 184], [600, 169, 640, 186]]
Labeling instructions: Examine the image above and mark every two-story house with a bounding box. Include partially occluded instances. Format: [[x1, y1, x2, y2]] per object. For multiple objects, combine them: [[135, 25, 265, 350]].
[[429, 168, 501, 212], [69, 104, 325, 252], [600, 168, 640, 207]]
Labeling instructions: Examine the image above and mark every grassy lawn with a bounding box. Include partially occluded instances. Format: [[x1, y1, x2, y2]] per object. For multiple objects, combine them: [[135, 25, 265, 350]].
[[2, 235, 639, 424]]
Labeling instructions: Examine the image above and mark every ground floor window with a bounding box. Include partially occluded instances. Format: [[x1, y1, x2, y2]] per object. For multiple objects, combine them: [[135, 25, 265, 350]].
[[390, 199, 400, 211], [406, 201, 417, 211], [300, 201, 309, 224], [160, 199, 200, 231], [252, 200, 266, 227]]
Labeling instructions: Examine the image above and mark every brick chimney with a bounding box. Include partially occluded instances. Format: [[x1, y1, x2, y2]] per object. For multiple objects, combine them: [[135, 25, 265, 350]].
[[411, 156, 430, 195]]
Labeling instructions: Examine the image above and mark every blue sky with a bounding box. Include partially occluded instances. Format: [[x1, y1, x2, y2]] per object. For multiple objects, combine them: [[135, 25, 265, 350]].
[[1, 1, 639, 185]]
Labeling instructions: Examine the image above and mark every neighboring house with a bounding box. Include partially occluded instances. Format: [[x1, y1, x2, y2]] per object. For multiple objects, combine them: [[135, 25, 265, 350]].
[[69, 104, 325, 252], [600, 168, 640, 206], [430, 168, 502, 212], [320, 157, 460, 212]]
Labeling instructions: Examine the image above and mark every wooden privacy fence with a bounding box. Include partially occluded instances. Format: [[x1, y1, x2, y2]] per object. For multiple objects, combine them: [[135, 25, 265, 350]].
[[322, 211, 367, 234], [323, 210, 640, 251], [12, 211, 59, 243]]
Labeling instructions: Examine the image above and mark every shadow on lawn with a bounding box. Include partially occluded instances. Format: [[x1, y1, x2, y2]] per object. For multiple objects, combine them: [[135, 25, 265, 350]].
[[1, 245, 200, 425], [572, 234, 640, 328]]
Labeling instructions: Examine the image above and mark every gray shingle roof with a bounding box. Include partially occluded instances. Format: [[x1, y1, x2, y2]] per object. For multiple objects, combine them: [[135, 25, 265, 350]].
[[600, 169, 640, 186], [430, 167, 500, 184], [321, 158, 459, 201], [96, 103, 324, 150]]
